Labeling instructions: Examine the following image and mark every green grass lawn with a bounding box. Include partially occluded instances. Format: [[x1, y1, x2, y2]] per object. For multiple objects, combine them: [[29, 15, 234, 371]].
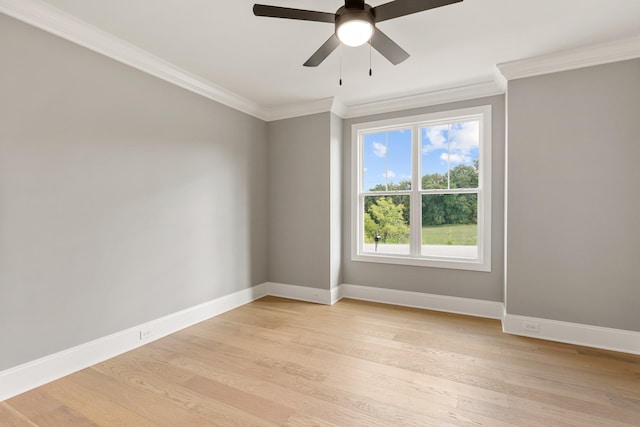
[[365, 223, 477, 245], [422, 224, 477, 246]]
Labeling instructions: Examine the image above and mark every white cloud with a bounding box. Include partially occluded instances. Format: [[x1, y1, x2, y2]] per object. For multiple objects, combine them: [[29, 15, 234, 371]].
[[450, 121, 479, 158], [426, 121, 479, 165], [440, 152, 471, 164], [422, 125, 448, 154], [380, 170, 396, 179], [448, 153, 466, 164], [372, 141, 387, 158]]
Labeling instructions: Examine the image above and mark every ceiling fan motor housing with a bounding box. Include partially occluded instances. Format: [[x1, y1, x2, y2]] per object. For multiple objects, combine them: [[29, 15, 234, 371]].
[[335, 3, 375, 32], [335, 3, 375, 48]]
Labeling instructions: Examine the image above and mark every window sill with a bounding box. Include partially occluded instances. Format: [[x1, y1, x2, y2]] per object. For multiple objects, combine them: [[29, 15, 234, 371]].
[[352, 252, 491, 272]]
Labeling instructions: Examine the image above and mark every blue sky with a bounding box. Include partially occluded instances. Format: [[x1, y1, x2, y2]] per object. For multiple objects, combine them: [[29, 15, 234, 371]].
[[363, 128, 411, 190], [363, 121, 479, 191]]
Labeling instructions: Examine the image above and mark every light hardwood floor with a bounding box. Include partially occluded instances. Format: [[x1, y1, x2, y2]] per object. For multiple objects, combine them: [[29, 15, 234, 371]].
[[1, 296, 639, 426]]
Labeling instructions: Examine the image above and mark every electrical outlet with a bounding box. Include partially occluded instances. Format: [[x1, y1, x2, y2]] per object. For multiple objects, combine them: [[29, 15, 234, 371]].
[[522, 321, 540, 333], [139, 326, 154, 341]]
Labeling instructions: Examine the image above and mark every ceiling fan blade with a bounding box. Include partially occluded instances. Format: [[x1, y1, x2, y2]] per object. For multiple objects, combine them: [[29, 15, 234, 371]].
[[253, 4, 335, 23], [372, 0, 462, 23], [369, 29, 410, 65], [303, 35, 340, 67]]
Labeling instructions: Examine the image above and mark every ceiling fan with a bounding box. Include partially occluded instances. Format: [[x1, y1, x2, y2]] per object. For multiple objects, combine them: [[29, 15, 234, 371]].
[[253, 0, 463, 67]]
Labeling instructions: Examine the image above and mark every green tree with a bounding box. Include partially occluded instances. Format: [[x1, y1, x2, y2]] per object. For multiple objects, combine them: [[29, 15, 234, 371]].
[[421, 164, 479, 226], [364, 212, 378, 243], [444, 194, 475, 224], [450, 164, 478, 189], [368, 180, 411, 192], [365, 197, 409, 243], [422, 194, 446, 225], [366, 180, 411, 223], [422, 173, 447, 189]]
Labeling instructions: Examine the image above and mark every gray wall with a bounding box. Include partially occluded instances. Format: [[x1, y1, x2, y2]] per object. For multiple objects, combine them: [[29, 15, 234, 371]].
[[267, 113, 332, 289], [342, 96, 506, 302], [0, 14, 268, 371], [506, 59, 640, 331]]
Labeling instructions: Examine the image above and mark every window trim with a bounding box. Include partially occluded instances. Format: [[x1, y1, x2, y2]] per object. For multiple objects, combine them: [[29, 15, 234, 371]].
[[351, 105, 492, 272]]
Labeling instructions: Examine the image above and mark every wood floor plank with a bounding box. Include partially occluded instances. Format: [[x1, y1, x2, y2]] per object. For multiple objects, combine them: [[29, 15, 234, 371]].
[[112, 347, 296, 425], [181, 320, 503, 425], [38, 376, 157, 426], [138, 346, 395, 427], [6, 389, 97, 427], [281, 413, 340, 427], [2, 296, 639, 426], [64, 368, 219, 426], [91, 358, 280, 427], [0, 402, 38, 427], [150, 335, 407, 427]]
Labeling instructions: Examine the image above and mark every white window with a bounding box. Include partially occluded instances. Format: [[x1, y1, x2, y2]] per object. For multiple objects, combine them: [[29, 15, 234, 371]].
[[351, 105, 491, 271]]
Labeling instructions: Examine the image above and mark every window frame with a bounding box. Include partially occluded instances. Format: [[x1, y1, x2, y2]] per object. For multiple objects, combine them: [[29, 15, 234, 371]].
[[351, 105, 492, 272]]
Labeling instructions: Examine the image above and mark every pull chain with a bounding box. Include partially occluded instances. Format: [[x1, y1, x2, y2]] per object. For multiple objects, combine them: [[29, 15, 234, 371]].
[[369, 43, 372, 76], [339, 45, 343, 86]]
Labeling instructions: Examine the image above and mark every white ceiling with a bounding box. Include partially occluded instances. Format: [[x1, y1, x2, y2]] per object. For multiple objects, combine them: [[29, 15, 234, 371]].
[[22, 0, 640, 109]]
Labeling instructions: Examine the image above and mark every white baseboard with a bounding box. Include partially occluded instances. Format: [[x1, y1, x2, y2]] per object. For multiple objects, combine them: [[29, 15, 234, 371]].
[[503, 313, 640, 355], [264, 282, 333, 305], [264, 282, 504, 320], [0, 284, 268, 402], [338, 283, 504, 319], [330, 285, 344, 305]]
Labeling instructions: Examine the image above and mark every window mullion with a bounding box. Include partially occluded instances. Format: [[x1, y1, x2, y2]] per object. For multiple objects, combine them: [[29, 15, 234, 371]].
[[410, 125, 421, 257], [357, 134, 364, 256]]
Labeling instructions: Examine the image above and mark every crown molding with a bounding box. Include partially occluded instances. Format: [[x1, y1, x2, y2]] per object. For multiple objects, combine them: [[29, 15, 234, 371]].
[[265, 97, 334, 121], [493, 66, 508, 92], [265, 97, 348, 121], [0, 0, 269, 121], [330, 98, 348, 118], [497, 35, 640, 82], [341, 81, 504, 119], [263, 82, 504, 122]]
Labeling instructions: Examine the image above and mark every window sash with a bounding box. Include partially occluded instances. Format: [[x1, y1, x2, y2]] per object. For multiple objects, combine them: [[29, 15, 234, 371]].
[[352, 105, 491, 272]]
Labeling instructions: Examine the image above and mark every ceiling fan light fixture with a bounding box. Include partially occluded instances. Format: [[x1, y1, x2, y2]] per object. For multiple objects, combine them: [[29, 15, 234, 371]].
[[337, 19, 373, 47], [335, 10, 374, 47]]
